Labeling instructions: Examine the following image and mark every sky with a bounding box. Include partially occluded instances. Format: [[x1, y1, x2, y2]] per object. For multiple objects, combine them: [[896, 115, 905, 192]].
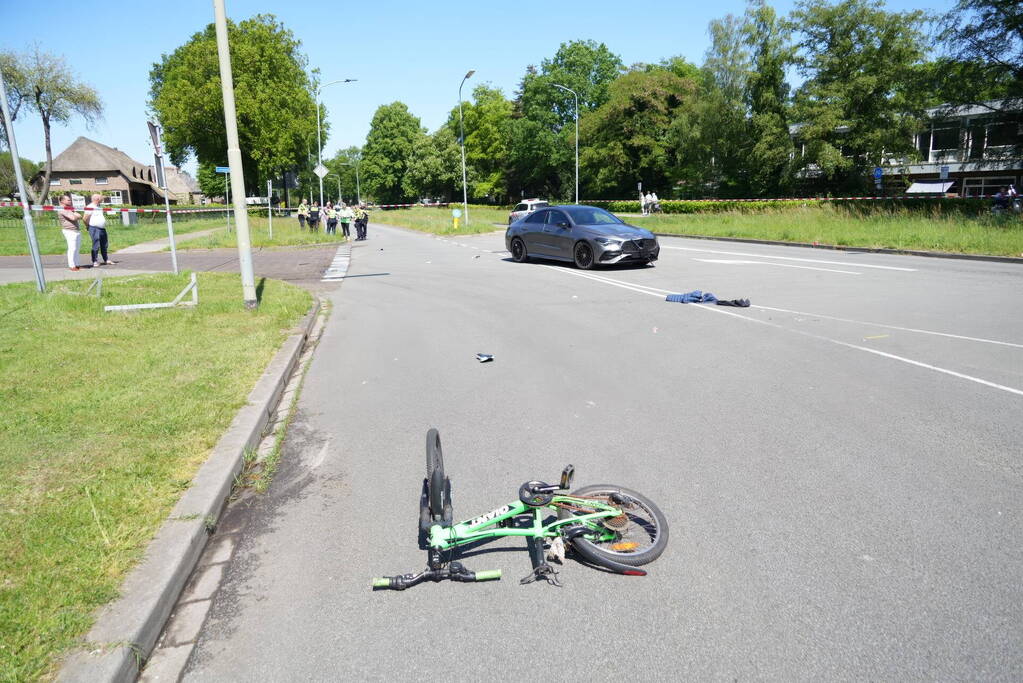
[[3, 0, 955, 177]]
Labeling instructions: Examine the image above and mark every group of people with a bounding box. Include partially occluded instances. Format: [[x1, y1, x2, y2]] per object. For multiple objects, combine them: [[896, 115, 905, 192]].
[[57, 193, 116, 271], [641, 191, 661, 215], [296, 200, 369, 240], [992, 185, 1020, 214]]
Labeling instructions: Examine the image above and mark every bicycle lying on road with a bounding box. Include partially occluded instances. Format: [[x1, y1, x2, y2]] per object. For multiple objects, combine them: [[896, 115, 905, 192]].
[[373, 429, 669, 590]]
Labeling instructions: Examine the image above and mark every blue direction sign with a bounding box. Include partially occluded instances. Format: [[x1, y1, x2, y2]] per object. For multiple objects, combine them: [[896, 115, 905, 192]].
[[215, 166, 230, 173], [873, 166, 883, 180]]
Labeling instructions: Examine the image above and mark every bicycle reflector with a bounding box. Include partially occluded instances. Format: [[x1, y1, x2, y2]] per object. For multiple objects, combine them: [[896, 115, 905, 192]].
[[610, 542, 639, 551]]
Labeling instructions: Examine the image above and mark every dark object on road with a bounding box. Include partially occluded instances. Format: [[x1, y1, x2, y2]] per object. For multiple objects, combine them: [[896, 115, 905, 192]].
[[506, 205, 659, 270], [665, 291, 749, 307], [476, 353, 494, 363]]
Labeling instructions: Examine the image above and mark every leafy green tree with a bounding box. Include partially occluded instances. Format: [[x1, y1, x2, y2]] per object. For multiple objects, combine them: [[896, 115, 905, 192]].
[[326, 146, 363, 204], [444, 84, 513, 202], [0, 152, 40, 197], [361, 102, 424, 203], [196, 161, 227, 199], [404, 128, 460, 202], [579, 69, 699, 198], [788, 0, 929, 192], [149, 14, 317, 194], [0, 46, 102, 203], [938, 0, 1022, 111]]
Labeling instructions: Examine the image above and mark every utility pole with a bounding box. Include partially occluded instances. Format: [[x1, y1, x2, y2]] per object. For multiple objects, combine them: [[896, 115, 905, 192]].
[[0, 68, 45, 292], [212, 0, 258, 309]]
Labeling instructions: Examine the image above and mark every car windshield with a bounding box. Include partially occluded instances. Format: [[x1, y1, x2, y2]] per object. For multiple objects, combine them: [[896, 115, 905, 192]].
[[563, 206, 624, 225]]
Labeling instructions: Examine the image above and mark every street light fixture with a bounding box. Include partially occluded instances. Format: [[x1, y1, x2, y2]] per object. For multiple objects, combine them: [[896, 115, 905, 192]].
[[326, 173, 342, 203], [552, 83, 579, 204], [458, 69, 475, 225], [315, 78, 357, 207], [341, 160, 361, 205]]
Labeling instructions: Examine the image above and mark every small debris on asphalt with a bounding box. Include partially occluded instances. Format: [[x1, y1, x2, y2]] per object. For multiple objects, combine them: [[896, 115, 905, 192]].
[[473, 254, 480, 259], [476, 353, 494, 363], [652, 327, 658, 334]]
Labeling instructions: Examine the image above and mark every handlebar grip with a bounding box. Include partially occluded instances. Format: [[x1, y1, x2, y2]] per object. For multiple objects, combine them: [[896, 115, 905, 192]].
[[372, 577, 392, 588], [474, 569, 501, 581]]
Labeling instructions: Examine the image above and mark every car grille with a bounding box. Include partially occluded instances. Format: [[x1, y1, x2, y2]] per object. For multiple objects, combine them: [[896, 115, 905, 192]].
[[624, 239, 656, 253]]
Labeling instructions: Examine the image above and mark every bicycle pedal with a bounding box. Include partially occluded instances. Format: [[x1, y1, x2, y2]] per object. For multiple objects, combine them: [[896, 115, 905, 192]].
[[519, 563, 562, 587]]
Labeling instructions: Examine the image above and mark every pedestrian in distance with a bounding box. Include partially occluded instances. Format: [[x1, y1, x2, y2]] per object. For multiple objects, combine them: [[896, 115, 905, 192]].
[[339, 203, 353, 238], [648, 190, 661, 214], [83, 193, 115, 267], [992, 187, 1010, 214], [308, 202, 321, 232], [640, 191, 648, 216], [57, 194, 83, 271], [297, 199, 308, 229], [325, 202, 338, 235]]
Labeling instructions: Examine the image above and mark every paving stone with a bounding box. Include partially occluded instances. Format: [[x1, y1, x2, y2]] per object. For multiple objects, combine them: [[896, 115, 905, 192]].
[[163, 599, 212, 647], [180, 563, 225, 603], [203, 534, 237, 565], [140, 643, 194, 682]]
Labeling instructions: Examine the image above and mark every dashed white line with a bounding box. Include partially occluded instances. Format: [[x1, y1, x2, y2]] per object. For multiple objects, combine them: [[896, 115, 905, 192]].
[[663, 245, 917, 271], [321, 244, 352, 281], [693, 258, 860, 275]]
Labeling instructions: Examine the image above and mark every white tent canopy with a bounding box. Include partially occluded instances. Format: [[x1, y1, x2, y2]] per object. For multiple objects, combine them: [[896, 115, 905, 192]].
[[906, 180, 956, 194]]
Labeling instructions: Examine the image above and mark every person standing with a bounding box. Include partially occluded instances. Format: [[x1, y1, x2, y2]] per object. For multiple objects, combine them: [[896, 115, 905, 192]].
[[307, 202, 321, 232], [325, 202, 338, 235], [339, 203, 353, 239], [84, 193, 115, 266], [57, 194, 83, 271], [649, 190, 660, 214], [355, 205, 368, 240], [297, 199, 308, 229], [640, 191, 648, 216]]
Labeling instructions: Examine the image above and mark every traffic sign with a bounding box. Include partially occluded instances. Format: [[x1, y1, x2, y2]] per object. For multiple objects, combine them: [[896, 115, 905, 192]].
[[873, 167, 883, 180], [215, 166, 230, 173], [314, 164, 329, 179], [940, 165, 949, 180], [452, 208, 462, 218]]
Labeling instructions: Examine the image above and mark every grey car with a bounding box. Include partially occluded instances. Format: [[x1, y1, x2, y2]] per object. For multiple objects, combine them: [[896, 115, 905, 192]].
[[505, 205, 659, 269]]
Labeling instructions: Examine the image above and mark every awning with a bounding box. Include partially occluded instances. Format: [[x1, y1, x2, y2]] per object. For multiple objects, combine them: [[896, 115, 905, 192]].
[[906, 180, 955, 194]]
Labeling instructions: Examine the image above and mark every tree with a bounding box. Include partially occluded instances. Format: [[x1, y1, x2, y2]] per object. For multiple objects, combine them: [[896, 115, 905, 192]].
[[196, 161, 228, 199], [579, 69, 699, 198], [149, 14, 317, 193], [361, 102, 424, 203], [0, 46, 102, 203], [404, 129, 460, 202], [788, 0, 929, 192], [0, 152, 40, 197], [326, 146, 364, 204], [444, 84, 513, 202], [938, 0, 1023, 111]]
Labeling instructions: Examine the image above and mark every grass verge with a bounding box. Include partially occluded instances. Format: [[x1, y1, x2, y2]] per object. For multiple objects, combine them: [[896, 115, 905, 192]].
[[178, 215, 348, 250], [368, 205, 510, 235], [0, 215, 232, 256], [627, 204, 1023, 256], [0, 272, 311, 680]]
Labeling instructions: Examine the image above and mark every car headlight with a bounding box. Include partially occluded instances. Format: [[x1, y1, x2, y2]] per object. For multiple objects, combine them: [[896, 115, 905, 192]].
[[594, 237, 622, 247]]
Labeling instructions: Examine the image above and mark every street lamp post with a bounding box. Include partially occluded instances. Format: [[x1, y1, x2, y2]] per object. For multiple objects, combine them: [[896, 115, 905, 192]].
[[458, 69, 475, 225], [552, 83, 579, 204], [327, 173, 342, 203], [341, 160, 361, 205], [315, 78, 357, 207]]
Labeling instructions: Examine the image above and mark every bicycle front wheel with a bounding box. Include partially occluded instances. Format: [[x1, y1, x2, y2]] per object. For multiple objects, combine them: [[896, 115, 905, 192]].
[[557, 485, 668, 567], [425, 428, 445, 519]]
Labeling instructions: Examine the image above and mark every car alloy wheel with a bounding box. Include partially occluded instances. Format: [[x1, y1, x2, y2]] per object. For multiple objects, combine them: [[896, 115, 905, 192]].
[[574, 241, 594, 270], [511, 237, 528, 263]]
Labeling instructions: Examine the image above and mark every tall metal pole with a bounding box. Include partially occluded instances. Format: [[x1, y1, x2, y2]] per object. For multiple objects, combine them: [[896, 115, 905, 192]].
[[315, 79, 356, 208], [212, 0, 257, 308], [267, 179, 273, 239], [553, 84, 579, 204], [0, 68, 45, 292], [458, 69, 475, 226], [149, 121, 178, 274]]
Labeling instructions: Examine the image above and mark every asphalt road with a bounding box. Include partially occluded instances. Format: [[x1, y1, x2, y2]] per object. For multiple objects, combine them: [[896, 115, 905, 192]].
[[184, 224, 1022, 680]]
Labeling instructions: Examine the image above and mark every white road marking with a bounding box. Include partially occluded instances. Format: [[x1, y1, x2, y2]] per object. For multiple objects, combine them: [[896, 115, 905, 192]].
[[662, 245, 917, 271], [321, 244, 352, 281], [694, 258, 860, 275], [545, 267, 1023, 398], [753, 305, 1023, 349]]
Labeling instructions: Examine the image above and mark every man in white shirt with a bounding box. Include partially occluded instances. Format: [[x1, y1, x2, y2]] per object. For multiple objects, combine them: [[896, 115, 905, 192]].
[[649, 191, 660, 213], [83, 193, 115, 267]]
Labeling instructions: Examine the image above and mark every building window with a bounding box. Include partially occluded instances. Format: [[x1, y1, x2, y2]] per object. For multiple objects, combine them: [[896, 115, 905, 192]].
[[68, 179, 83, 185], [930, 127, 960, 161], [107, 191, 123, 205], [95, 176, 108, 185], [49, 178, 61, 186], [985, 122, 1019, 148], [962, 176, 1016, 197]]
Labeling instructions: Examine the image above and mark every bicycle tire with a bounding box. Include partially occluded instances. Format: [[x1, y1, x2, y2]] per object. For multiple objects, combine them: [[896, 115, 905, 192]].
[[425, 428, 445, 520], [557, 485, 668, 567]]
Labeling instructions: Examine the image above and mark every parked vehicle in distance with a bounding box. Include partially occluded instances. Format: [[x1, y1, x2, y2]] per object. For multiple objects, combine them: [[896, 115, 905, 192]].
[[508, 198, 549, 225], [505, 205, 659, 269]]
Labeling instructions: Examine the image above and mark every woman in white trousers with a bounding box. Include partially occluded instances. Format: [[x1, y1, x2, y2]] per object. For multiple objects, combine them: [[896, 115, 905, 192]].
[[57, 194, 83, 270]]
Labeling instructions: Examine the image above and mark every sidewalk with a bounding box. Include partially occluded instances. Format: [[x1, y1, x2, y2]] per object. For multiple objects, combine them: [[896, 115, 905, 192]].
[[115, 227, 224, 254]]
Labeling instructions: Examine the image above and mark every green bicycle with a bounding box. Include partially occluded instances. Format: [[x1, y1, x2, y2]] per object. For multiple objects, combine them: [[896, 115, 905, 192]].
[[373, 428, 669, 590]]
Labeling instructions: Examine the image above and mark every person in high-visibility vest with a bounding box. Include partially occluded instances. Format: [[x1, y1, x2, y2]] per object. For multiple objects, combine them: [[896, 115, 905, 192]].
[[325, 202, 338, 235], [297, 199, 309, 229]]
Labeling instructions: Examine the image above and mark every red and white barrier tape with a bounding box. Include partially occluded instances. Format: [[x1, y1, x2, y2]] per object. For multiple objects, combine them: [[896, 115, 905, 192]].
[[584, 195, 997, 203]]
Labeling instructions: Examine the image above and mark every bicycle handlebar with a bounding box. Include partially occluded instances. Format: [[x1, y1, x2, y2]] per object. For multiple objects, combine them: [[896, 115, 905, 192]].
[[372, 565, 502, 590]]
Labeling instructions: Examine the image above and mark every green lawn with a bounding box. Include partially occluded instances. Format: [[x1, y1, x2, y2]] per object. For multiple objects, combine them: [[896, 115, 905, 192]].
[[0, 273, 311, 680], [627, 205, 1023, 256], [0, 213, 233, 256], [177, 214, 348, 250], [369, 205, 510, 235]]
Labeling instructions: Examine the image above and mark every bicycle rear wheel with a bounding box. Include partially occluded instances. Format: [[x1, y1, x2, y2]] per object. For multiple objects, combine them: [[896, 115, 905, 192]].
[[557, 485, 668, 567]]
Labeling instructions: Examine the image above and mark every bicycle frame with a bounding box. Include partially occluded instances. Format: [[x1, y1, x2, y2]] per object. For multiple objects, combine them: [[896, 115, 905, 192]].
[[427, 495, 622, 551]]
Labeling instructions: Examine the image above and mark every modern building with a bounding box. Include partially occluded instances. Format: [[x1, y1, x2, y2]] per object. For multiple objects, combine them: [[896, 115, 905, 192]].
[[37, 136, 170, 205]]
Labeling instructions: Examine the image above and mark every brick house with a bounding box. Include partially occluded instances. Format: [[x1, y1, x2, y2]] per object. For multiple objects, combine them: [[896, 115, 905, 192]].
[[38, 136, 170, 205], [157, 165, 202, 204]]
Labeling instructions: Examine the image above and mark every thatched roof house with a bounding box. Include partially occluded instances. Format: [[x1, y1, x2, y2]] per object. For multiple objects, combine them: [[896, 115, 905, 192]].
[[38, 136, 170, 205]]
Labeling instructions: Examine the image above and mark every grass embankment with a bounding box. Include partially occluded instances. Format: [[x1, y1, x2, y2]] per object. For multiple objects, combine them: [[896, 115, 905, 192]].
[[0, 273, 311, 680], [370, 205, 510, 235], [629, 204, 1023, 256], [0, 215, 230, 256], [178, 215, 347, 250]]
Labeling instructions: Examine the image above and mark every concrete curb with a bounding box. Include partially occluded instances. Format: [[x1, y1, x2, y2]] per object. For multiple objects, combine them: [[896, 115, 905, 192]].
[[57, 297, 322, 682], [651, 232, 1023, 265]]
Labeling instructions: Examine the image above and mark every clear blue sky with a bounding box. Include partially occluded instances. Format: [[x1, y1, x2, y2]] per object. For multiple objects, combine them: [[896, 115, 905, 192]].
[[4, 0, 953, 175]]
